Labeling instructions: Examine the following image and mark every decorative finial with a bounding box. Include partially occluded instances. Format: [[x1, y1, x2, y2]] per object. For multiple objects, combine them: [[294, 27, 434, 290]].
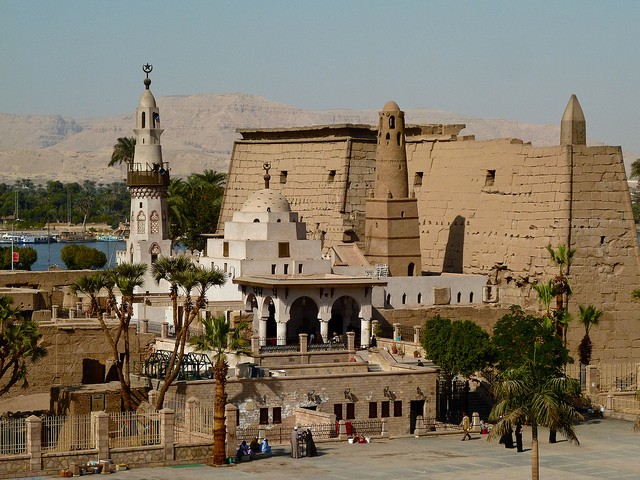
[[142, 63, 153, 89], [263, 162, 271, 189]]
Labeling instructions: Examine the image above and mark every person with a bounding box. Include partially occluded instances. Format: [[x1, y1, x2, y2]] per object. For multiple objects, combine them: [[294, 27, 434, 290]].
[[249, 436, 260, 455], [304, 427, 318, 457], [515, 423, 523, 452], [460, 411, 471, 441], [290, 426, 301, 458], [261, 437, 272, 455], [370, 335, 377, 348], [236, 440, 250, 461], [502, 427, 515, 448]]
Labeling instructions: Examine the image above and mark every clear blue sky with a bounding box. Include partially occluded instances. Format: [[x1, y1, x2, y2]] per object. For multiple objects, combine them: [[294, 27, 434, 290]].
[[1, 0, 639, 154]]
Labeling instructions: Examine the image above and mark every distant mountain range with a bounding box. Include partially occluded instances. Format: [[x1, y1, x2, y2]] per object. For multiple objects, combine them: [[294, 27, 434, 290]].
[[0, 93, 624, 184]]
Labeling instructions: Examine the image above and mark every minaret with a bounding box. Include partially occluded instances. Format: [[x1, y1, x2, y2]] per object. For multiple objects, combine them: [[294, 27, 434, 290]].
[[560, 94, 586, 146], [364, 101, 422, 276], [119, 64, 172, 267]]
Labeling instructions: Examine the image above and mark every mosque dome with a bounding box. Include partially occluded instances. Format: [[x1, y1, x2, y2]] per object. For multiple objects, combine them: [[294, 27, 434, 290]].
[[382, 100, 401, 112], [139, 89, 157, 108], [241, 189, 291, 213]]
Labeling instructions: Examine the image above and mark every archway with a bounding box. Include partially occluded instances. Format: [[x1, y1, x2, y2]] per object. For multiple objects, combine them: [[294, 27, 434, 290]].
[[288, 296, 319, 343], [261, 296, 277, 343], [330, 296, 360, 344]]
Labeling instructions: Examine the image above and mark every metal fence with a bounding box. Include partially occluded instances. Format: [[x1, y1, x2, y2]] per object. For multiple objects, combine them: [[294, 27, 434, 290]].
[[108, 411, 161, 448], [598, 363, 638, 392], [348, 419, 382, 436], [42, 414, 94, 453], [0, 418, 26, 456], [178, 404, 214, 443]]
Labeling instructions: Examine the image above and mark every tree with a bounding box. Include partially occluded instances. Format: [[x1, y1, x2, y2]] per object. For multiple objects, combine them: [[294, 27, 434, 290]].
[[109, 137, 136, 167], [532, 279, 554, 324], [630, 158, 640, 181], [0, 295, 47, 396], [490, 360, 582, 480], [168, 170, 227, 251], [491, 306, 572, 378], [546, 243, 575, 313], [151, 255, 195, 334], [154, 265, 226, 411], [70, 263, 147, 411], [0, 246, 37, 270], [577, 304, 603, 367], [422, 316, 493, 419], [61, 244, 107, 270], [190, 315, 249, 465]]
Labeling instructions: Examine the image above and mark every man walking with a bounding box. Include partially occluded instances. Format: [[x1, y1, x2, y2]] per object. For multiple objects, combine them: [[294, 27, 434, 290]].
[[460, 412, 472, 441]]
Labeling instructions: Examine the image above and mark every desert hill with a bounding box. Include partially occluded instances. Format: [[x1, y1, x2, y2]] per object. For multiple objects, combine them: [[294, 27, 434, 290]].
[[0, 93, 611, 184]]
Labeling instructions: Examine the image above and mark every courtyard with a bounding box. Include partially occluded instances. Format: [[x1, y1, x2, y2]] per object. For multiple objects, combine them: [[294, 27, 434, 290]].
[[28, 418, 636, 480]]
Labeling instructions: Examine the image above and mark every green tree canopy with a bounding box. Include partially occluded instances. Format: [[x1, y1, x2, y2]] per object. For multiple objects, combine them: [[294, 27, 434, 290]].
[[61, 245, 107, 270], [491, 306, 572, 378], [0, 246, 37, 270], [109, 137, 136, 167]]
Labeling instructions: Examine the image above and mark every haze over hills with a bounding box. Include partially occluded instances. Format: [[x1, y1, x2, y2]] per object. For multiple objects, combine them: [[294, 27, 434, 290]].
[[0, 93, 630, 184]]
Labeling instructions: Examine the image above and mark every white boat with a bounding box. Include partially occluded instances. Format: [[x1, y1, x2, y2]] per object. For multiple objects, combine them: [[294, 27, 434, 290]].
[[96, 234, 125, 242]]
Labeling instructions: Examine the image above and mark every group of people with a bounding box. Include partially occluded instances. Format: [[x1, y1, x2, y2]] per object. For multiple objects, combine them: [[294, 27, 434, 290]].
[[235, 437, 272, 462], [460, 412, 523, 453], [290, 426, 318, 458]]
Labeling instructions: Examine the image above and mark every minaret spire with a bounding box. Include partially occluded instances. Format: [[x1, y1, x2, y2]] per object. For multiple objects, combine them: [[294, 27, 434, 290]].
[[560, 94, 586, 146]]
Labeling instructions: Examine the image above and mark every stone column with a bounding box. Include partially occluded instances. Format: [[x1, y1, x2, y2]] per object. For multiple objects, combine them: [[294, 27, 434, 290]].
[[251, 335, 260, 357], [346, 331, 355, 352], [586, 365, 599, 397], [93, 411, 109, 461], [299, 333, 308, 354], [258, 426, 267, 441], [359, 317, 371, 349], [160, 408, 175, 461], [393, 323, 401, 341], [161, 322, 169, 339], [276, 320, 287, 346], [319, 317, 329, 343], [69, 308, 75, 319], [148, 390, 158, 410], [26, 415, 41, 472], [52, 305, 58, 320], [185, 397, 198, 441], [140, 319, 149, 334], [381, 418, 389, 438], [413, 325, 423, 344], [413, 416, 426, 437], [259, 317, 268, 345], [471, 412, 481, 432], [337, 419, 347, 440], [225, 404, 238, 459]]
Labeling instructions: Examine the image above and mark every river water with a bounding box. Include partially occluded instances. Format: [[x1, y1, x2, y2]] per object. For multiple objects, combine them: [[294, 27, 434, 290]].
[[26, 241, 126, 271]]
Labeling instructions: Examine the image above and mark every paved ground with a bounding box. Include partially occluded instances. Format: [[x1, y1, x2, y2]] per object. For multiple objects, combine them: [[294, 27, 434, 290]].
[[29, 417, 638, 480]]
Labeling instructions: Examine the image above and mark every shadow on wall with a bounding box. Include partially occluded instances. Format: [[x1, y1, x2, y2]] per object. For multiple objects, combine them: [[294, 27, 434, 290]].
[[443, 215, 465, 274]]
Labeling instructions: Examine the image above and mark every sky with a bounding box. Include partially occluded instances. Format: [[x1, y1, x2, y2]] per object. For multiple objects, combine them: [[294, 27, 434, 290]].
[[1, 0, 639, 154]]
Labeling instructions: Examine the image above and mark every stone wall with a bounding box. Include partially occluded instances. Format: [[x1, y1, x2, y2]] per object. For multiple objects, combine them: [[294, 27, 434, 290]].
[[219, 125, 640, 362]]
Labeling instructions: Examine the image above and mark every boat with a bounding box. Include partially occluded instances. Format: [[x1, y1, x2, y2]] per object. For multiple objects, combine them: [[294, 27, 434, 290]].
[[96, 234, 125, 242]]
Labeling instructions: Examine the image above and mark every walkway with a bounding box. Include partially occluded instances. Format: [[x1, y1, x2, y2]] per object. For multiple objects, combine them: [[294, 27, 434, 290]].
[[35, 418, 636, 480]]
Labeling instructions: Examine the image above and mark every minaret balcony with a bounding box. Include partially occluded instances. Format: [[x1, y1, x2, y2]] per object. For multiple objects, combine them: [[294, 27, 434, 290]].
[[127, 162, 170, 187]]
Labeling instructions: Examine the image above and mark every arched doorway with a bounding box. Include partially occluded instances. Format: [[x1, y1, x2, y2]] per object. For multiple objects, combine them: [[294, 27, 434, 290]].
[[330, 296, 360, 344], [288, 296, 319, 344], [261, 296, 277, 344]]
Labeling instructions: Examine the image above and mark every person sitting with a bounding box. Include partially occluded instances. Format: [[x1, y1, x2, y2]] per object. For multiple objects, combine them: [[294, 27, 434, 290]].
[[261, 438, 272, 456], [236, 440, 250, 461], [249, 437, 260, 455]]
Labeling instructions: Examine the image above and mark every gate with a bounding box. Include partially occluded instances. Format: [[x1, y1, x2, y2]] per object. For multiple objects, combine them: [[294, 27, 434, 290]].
[[436, 377, 469, 425]]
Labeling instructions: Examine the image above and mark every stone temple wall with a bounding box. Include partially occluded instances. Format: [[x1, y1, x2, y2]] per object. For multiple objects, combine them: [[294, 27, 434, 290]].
[[219, 126, 640, 362]]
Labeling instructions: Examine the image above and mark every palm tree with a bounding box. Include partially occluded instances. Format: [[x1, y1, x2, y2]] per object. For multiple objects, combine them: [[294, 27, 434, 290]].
[[70, 263, 147, 411], [546, 243, 575, 313], [154, 265, 226, 411], [630, 158, 640, 180], [109, 137, 136, 167], [490, 360, 582, 480], [532, 280, 554, 324], [577, 305, 603, 367], [190, 315, 249, 466], [0, 295, 47, 396], [151, 255, 195, 334]]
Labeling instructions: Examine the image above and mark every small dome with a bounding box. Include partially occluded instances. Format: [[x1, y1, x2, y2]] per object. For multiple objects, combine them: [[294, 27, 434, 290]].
[[382, 100, 401, 112], [241, 189, 291, 213], [139, 89, 157, 108]]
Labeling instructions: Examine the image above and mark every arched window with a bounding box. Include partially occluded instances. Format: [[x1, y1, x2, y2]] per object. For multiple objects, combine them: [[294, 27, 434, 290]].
[[150, 210, 160, 234], [470, 292, 474, 303], [385, 132, 390, 145], [386, 293, 391, 306], [253, 218, 260, 223], [389, 116, 395, 129], [402, 293, 407, 305], [141, 112, 146, 129], [137, 211, 146, 234], [457, 292, 461, 303], [397, 131, 401, 146], [417, 293, 422, 304], [407, 262, 415, 276]]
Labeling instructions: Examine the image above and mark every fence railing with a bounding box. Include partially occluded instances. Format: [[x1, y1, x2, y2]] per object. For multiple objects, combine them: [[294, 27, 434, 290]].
[[179, 404, 213, 443], [108, 411, 161, 448], [0, 418, 26, 456], [348, 419, 382, 436], [42, 414, 94, 453]]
